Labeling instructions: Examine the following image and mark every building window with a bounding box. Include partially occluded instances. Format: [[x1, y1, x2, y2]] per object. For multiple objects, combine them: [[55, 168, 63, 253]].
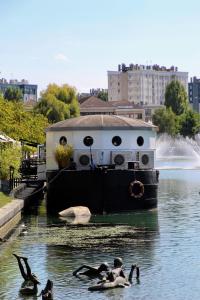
[[112, 136, 122, 146], [137, 136, 144, 146], [83, 136, 94, 147], [59, 136, 67, 145]]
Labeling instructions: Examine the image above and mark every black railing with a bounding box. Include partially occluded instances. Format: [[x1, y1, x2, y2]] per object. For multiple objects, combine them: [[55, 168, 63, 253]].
[[9, 177, 22, 191]]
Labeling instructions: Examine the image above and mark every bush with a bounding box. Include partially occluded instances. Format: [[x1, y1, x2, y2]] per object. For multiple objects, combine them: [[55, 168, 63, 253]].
[[0, 144, 22, 180], [54, 144, 73, 169]]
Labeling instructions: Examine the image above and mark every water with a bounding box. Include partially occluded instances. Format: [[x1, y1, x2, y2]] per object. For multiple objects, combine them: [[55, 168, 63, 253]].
[[156, 134, 200, 169], [1, 169, 200, 299]]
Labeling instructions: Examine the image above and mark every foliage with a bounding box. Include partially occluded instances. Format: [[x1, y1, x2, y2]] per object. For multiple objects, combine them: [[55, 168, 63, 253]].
[[4, 87, 23, 102], [0, 96, 49, 180], [153, 80, 200, 138], [152, 107, 178, 136], [34, 83, 80, 123], [0, 144, 22, 179], [54, 144, 74, 169], [97, 90, 108, 101], [0, 192, 11, 208], [0, 98, 48, 144], [165, 80, 188, 115], [178, 109, 200, 138]]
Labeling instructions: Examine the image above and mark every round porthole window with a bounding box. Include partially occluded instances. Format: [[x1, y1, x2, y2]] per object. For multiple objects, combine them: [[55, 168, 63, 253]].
[[137, 136, 144, 146], [59, 136, 67, 146], [114, 154, 125, 165], [83, 136, 94, 147], [112, 136, 122, 146], [141, 154, 149, 165]]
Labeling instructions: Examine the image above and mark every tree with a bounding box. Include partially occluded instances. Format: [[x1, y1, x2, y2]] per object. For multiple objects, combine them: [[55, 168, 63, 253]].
[[0, 97, 48, 144], [4, 87, 23, 102], [178, 109, 200, 138], [165, 80, 188, 115], [34, 83, 80, 123], [34, 94, 70, 123], [152, 107, 178, 136], [97, 90, 108, 102], [0, 145, 22, 179]]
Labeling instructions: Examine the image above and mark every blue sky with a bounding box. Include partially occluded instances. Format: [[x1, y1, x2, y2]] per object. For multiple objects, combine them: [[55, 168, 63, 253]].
[[1, 0, 200, 95]]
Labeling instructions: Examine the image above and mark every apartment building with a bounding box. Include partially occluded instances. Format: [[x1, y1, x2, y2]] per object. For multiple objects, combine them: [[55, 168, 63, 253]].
[[188, 77, 200, 113], [108, 64, 188, 106], [0, 78, 37, 103]]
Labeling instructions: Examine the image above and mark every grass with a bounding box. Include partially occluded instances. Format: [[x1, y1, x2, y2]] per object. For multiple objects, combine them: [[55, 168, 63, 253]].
[[0, 192, 11, 208]]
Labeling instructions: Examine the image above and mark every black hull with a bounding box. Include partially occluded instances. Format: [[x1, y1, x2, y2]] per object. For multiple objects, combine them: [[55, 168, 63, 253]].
[[46, 169, 159, 214]]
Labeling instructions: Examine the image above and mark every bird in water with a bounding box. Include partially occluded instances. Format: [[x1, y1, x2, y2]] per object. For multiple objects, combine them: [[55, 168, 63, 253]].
[[19, 274, 40, 295], [39, 279, 54, 299]]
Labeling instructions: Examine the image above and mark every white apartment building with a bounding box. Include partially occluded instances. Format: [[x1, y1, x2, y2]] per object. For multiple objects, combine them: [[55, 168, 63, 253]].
[[108, 64, 188, 105]]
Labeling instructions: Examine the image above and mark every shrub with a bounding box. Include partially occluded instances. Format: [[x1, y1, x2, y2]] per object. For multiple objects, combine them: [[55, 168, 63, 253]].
[[54, 144, 73, 169], [0, 144, 22, 180]]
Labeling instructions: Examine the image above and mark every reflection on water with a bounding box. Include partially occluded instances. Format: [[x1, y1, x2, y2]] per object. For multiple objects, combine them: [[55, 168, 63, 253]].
[[1, 169, 200, 299], [59, 215, 91, 224]]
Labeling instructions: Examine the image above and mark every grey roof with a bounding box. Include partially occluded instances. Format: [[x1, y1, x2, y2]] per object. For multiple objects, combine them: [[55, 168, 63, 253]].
[[46, 115, 157, 132], [80, 96, 113, 108]]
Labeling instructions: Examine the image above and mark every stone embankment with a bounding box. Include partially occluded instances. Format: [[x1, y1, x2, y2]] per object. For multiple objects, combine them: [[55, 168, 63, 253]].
[[0, 199, 24, 239], [0, 181, 44, 240]]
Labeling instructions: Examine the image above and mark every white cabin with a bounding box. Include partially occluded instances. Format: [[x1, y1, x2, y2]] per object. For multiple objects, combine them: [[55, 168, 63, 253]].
[[45, 115, 157, 171]]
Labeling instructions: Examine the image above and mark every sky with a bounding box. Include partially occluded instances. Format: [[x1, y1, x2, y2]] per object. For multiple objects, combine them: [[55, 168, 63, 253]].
[[1, 0, 200, 95]]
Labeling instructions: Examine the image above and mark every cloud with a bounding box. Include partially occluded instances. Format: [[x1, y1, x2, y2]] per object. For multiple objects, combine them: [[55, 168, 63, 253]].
[[54, 53, 69, 62]]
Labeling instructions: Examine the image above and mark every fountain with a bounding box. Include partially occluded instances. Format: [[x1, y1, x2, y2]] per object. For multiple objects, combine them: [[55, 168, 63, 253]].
[[156, 134, 200, 169]]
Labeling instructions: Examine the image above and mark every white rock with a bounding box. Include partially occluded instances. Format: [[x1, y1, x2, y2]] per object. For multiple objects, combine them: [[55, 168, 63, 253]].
[[58, 206, 91, 217]]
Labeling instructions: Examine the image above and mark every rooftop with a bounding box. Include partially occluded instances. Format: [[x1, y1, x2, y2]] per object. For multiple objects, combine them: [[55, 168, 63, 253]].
[[46, 114, 157, 131], [115, 63, 179, 73], [80, 96, 143, 109]]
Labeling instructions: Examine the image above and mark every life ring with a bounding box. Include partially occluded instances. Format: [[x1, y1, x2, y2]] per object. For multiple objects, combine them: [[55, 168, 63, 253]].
[[129, 180, 144, 198]]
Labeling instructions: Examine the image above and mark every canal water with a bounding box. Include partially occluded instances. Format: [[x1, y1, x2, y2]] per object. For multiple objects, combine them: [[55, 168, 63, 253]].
[[1, 168, 200, 299]]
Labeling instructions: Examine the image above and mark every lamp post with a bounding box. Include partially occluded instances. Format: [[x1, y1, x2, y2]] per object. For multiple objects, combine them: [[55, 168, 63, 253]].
[[9, 165, 14, 191]]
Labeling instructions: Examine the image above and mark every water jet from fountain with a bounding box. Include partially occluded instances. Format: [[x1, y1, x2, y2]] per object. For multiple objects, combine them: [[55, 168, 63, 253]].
[[156, 134, 200, 169]]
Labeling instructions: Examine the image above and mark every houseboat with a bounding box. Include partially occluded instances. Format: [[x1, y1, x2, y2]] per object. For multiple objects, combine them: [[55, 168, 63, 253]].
[[45, 115, 159, 214]]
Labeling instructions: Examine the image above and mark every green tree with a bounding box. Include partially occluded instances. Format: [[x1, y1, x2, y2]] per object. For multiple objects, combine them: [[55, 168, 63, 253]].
[[4, 87, 23, 102], [165, 80, 188, 115], [0, 144, 22, 179], [152, 107, 178, 136], [97, 90, 108, 101], [34, 94, 70, 123], [34, 83, 80, 123], [178, 109, 200, 138], [0, 97, 48, 144]]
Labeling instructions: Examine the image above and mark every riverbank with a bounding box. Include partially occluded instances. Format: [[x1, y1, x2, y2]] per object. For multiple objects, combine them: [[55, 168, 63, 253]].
[[0, 199, 24, 239], [0, 180, 45, 240]]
